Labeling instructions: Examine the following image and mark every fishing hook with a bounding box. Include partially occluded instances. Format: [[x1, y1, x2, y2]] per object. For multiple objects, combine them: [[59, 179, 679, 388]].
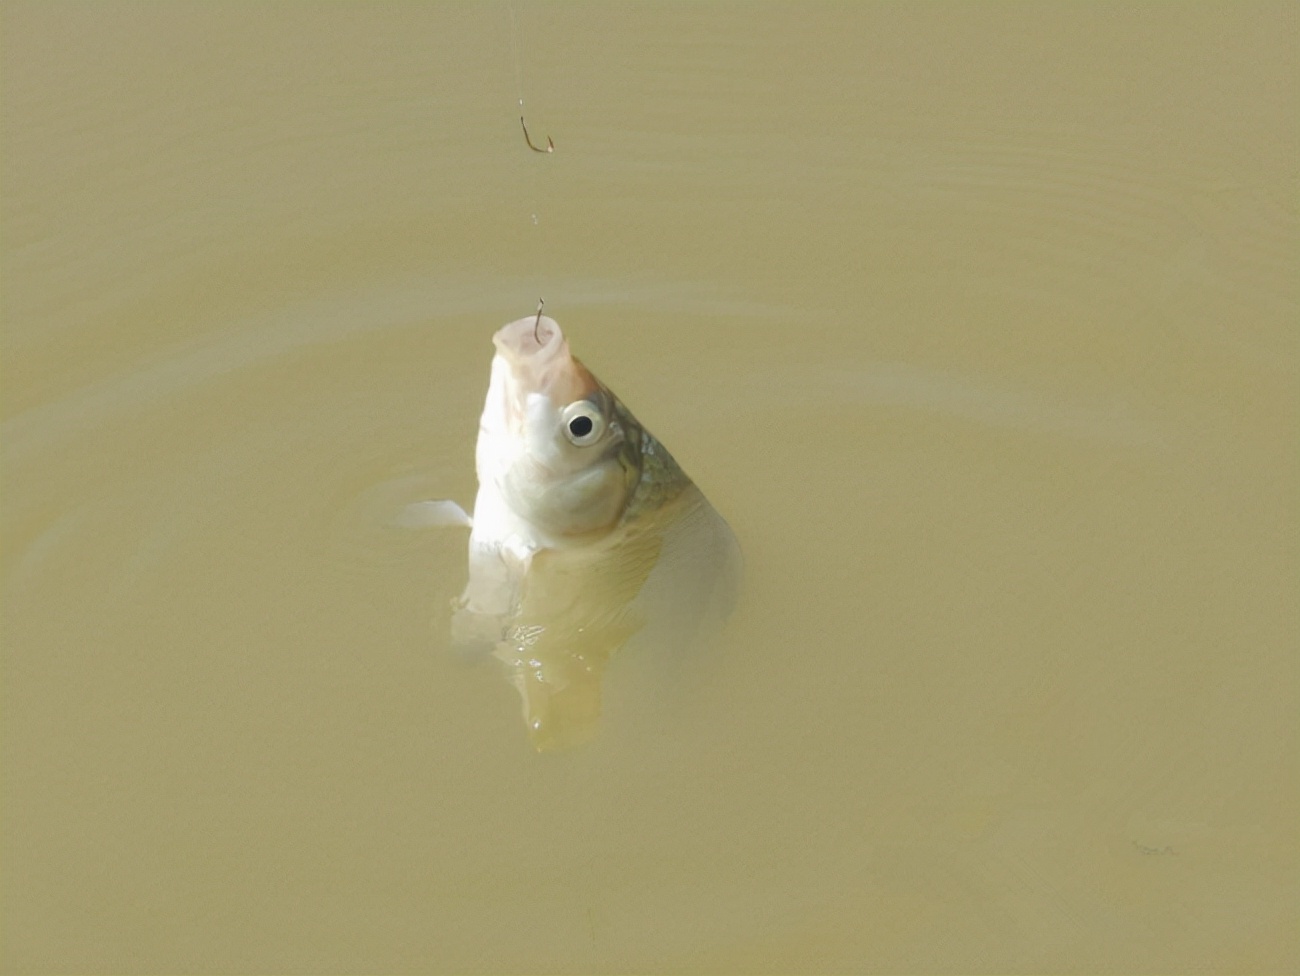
[[533, 298, 545, 343], [520, 116, 554, 153]]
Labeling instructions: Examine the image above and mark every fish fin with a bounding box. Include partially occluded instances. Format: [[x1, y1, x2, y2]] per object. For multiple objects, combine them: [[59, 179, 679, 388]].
[[393, 499, 472, 529]]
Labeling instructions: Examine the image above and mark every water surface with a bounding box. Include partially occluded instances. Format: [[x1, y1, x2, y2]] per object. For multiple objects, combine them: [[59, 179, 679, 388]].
[[2, 3, 1296, 972]]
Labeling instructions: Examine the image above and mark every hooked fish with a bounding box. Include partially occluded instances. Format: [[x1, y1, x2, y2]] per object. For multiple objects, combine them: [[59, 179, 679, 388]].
[[450, 314, 740, 749]]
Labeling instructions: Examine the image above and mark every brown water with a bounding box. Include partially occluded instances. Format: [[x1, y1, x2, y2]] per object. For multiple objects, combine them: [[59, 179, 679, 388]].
[[3, 3, 1296, 972]]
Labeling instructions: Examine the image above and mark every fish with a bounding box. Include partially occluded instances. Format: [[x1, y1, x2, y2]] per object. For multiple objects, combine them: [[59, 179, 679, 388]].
[[449, 314, 741, 750]]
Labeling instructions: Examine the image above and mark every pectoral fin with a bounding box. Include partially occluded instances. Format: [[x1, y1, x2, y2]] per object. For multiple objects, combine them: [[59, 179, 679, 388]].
[[395, 499, 472, 529]]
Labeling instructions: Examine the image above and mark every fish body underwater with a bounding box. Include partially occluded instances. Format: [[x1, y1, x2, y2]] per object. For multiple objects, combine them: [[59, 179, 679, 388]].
[[452, 315, 740, 749]]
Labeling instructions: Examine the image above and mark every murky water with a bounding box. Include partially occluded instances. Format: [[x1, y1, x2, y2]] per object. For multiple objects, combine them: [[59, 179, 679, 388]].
[[3, 4, 1296, 972]]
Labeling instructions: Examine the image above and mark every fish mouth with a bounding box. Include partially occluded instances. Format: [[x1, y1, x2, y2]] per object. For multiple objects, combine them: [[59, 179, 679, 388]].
[[492, 315, 597, 403], [493, 314, 564, 365]]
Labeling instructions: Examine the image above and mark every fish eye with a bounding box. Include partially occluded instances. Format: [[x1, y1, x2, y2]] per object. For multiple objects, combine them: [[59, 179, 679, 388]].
[[560, 401, 607, 447]]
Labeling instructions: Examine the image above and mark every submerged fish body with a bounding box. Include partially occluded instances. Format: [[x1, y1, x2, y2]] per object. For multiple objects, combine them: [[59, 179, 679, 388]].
[[453, 315, 740, 749]]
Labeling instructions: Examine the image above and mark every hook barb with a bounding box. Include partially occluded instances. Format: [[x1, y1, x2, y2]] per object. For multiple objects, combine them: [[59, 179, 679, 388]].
[[521, 116, 554, 153], [533, 298, 545, 342]]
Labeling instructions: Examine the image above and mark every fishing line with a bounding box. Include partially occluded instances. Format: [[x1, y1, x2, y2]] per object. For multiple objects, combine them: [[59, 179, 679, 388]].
[[507, 1, 551, 226]]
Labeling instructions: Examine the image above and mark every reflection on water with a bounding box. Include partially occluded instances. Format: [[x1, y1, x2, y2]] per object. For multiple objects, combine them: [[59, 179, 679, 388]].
[[455, 483, 738, 751]]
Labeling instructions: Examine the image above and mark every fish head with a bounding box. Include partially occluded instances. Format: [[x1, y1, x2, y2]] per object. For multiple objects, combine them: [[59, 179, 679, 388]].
[[476, 315, 642, 541]]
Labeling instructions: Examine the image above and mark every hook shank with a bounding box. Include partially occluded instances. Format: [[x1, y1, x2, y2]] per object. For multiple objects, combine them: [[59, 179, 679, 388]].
[[520, 116, 554, 153]]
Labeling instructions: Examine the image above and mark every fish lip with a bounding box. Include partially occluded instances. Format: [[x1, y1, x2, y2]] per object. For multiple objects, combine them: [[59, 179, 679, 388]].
[[493, 315, 564, 366], [491, 315, 598, 404]]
